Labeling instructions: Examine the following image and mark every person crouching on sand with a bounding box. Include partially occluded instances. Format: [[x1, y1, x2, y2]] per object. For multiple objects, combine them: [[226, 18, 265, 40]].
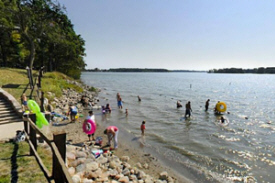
[[104, 126, 119, 149]]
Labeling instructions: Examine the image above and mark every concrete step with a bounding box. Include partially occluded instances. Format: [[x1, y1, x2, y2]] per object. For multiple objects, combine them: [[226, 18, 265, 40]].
[[0, 119, 23, 125], [0, 115, 21, 122], [0, 107, 13, 111], [0, 112, 16, 118]]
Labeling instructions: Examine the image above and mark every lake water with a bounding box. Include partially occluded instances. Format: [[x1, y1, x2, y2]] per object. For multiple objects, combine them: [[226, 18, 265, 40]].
[[81, 72, 275, 182]]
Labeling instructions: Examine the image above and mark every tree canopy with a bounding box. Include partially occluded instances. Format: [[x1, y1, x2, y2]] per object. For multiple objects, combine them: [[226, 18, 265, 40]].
[[0, 0, 86, 79]]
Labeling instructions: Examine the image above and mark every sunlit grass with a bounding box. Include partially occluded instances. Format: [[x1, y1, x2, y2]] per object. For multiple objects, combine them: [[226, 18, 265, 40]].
[[0, 141, 51, 182]]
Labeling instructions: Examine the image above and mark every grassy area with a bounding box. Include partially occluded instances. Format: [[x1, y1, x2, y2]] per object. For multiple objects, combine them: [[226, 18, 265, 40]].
[[0, 68, 86, 182], [0, 141, 52, 183], [0, 68, 83, 102]]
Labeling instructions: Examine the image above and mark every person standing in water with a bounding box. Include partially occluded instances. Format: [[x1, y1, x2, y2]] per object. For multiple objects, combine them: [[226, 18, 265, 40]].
[[138, 96, 141, 102], [118, 96, 123, 109], [185, 101, 192, 118], [140, 120, 146, 135], [205, 99, 210, 111]]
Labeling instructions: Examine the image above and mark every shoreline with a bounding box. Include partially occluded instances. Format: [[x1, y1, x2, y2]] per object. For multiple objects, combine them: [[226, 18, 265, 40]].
[[47, 83, 188, 182]]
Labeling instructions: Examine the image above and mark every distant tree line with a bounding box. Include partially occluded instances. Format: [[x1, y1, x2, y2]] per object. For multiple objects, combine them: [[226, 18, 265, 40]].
[[208, 67, 275, 74], [85, 68, 170, 72], [0, 0, 86, 79], [84, 68, 207, 72]]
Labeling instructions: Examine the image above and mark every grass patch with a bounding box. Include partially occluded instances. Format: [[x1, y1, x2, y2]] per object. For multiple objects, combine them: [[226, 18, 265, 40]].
[[0, 68, 83, 103], [42, 72, 83, 100], [0, 141, 52, 183]]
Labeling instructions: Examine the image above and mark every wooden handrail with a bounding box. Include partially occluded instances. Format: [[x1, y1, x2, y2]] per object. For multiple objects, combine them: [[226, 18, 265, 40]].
[[24, 116, 73, 183]]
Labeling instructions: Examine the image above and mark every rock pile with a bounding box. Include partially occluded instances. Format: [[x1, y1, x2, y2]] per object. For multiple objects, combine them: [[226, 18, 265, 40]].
[[66, 144, 176, 183]]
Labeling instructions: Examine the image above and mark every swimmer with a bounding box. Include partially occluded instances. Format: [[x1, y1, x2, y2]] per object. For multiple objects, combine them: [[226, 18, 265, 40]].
[[105, 103, 111, 113], [177, 100, 182, 108], [138, 96, 141, 102], [220, 116, 227, 123], [205, 99, 210, 111], [125, 109, 128, 116], [214, 101, 221, 114]]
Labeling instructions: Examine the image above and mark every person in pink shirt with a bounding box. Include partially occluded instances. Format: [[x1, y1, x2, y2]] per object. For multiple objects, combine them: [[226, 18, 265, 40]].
[[104, 126, 119, 149]]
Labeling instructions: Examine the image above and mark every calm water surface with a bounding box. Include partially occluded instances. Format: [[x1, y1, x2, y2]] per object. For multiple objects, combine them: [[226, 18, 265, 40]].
[[81, 72, 275, 182]]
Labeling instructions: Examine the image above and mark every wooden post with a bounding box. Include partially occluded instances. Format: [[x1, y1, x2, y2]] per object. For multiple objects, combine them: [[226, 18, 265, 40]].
[[52, 132, 66, 182], [23, 120, 29, 135], [40, 91, 44, 112], [29, 114, 37, 156]]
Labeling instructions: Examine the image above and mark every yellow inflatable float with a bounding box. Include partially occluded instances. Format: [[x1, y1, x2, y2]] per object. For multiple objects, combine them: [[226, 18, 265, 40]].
[[216, 102, 227, 113]]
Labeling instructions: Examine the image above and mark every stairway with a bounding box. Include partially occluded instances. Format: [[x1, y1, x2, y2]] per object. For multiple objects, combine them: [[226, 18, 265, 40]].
[[0, 95, 24, 141], [0, 98, 22, 125]]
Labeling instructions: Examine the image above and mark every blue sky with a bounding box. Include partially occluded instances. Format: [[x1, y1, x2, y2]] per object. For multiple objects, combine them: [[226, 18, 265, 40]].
[[58, 0, 275, 70]]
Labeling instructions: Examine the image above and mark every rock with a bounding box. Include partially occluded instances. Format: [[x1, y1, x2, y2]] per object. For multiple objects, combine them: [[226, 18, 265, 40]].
[[86, 162, 99, 171], [111, 181, 119, 183], [121, 156, 130, 162], [109, 169, 119, 177], [96, 156, 108, 164], [69, 160, 78, 168], [136, 162, 143, 169], [137, 170, 146, 179], [114, 174, 124, 180], [143, 163, 149, 169], [76, 151, 87, 158], [118, 176, 129, 183], [167, 176, 174, 182], [123, 162, 131, 169], [77, 157, 86, 165], [76, 164, 86, 173], [72, 175, 81, 183], [109, 160, 120, 169], [159, 171, 168, 180], [66, 152, 76, 161], [129, 174, 138, 181], [82, 178, 94, 183], [68, 167, 75, 176], [122, 168, 130, 176]]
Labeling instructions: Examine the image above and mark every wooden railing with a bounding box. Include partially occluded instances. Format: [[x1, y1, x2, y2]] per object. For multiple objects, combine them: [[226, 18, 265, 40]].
[[23, 113, 72, 183]]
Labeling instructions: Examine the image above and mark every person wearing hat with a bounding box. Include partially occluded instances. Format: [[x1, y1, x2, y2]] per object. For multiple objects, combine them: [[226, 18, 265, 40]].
[[104, 126, 119, 149]]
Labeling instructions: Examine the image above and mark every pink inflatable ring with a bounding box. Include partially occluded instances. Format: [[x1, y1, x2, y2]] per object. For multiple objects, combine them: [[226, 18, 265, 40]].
[[83, 119, 96, 135]]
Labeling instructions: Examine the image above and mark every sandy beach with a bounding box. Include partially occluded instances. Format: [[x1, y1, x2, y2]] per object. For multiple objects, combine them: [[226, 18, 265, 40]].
[[48, 107, 188, 182]]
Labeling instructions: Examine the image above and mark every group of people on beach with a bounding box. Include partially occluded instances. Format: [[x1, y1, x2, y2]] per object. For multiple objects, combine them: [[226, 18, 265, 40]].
[[81, 93, 146, 150], [177, 99, 227, 123]]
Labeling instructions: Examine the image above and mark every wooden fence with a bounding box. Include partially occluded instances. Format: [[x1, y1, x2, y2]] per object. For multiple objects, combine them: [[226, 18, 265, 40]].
[[23, 113, 72, 183]]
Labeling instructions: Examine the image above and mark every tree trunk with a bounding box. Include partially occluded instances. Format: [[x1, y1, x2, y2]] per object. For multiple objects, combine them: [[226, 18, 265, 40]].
[[22, 32, 35, 69]]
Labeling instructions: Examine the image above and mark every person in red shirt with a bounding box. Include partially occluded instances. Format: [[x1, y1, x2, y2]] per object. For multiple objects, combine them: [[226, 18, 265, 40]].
[[140, 121, 146, 136], [104, 126, 119, 149]]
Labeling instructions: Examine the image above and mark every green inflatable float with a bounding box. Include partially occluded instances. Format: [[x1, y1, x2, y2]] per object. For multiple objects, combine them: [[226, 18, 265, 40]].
[[27, 100, 49, 128]]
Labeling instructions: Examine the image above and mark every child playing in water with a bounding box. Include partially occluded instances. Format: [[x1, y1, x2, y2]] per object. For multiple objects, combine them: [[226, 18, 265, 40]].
[[125, 109, 128, 116], [141, 120, 146, 135]]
